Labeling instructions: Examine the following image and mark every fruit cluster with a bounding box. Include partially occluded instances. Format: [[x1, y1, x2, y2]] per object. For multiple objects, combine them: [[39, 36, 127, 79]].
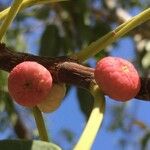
[[8, 57, 141, 112], [8, 61, 65, 112]]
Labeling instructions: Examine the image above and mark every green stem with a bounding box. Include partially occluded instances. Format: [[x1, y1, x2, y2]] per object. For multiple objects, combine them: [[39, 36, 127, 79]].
[[0, 0, 67, 21], [114, 8, 150, 38], [74, 85, 105, 150], [72, 7, 150, 62], [0, 0, 24, 41], [32, 106, 49, 142]]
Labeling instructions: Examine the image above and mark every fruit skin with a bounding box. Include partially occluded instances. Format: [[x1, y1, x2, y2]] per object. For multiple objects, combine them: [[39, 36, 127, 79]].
[[8, 61, 52, 107], [37, 84, 66, 113], [94, 57, 141, 101]]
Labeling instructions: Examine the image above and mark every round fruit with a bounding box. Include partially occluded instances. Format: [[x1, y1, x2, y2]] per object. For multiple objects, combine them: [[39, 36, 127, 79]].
[[37, 84, 66, 113], [8, 61, 52, 107], [94, 56, 141, 101]]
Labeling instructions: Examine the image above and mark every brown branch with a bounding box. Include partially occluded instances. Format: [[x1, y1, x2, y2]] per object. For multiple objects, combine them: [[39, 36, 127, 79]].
[[0, 43, 94, 89], [0, 43, 149, 101], [57, 62, 95, 88]]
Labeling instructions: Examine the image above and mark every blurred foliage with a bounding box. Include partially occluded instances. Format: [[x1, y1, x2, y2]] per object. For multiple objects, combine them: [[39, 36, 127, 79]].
[[40, 24, 61, 57], [77, 88, 94, 119], [108, 104, 127, 131], [141, 131, 150, 150], [0, 140, 62, 150], [60, 129, 75, 143], [0, 0, 150, 149]]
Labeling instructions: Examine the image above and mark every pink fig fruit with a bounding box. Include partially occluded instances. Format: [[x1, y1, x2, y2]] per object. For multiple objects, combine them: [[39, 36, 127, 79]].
[[8, 61, 52, 107], [94, 56, 141, 101]]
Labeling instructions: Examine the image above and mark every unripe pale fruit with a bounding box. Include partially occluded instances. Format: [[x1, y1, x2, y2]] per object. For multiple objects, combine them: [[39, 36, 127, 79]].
[[37, 84, 66, 113], [8, 61, 53, 107], [94, 57, 141, 101]]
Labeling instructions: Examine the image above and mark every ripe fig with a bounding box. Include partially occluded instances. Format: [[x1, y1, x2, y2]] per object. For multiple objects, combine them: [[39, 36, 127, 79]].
[[8, 61, 52, 107], [94, 57, 141, 101]]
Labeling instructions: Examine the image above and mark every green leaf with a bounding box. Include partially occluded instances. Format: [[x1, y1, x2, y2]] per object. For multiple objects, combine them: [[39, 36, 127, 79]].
[[39, 24, 61, 57], [94, 49, 108, 61], [0, 140, 62, 150], [0, 71, 8, 88], [141, 132, 150, 150], [77, 88, 94, 119], [3, 91, 16, 116], [34, 6, 50, 20], [91, 21, 111, 42]]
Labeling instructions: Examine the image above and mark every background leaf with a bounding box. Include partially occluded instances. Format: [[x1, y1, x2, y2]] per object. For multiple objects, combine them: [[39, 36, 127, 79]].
[[0, 140, 62, 150], [39, 24, 61, 57], [77, 88, 94, 119]]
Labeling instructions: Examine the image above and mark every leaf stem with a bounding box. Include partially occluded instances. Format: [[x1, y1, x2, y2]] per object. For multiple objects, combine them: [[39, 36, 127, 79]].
[[0, 0, 67, 21], [0, 0, 24, 41], [72, 8, 150, 62], [74, 85, 105, 150], [32, 106, 49, 142]]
